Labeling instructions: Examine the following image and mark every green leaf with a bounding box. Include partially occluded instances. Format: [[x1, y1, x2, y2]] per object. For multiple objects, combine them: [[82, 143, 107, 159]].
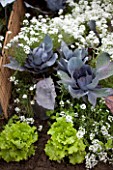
[[105, 139, 113, 150], [45, 140, 66, 161], [69, 151, 86, 165]]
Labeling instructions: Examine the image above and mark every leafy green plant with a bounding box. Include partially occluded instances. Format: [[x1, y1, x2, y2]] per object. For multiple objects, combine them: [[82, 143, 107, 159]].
[[4, 35, 58, 74], [58, 41, 88, 72], [58, 43, 113, 106], [46, 97, 113, 168], [45, 117, 86, 164], [4, 35, 57, 111], [0, 115, 38, 162]]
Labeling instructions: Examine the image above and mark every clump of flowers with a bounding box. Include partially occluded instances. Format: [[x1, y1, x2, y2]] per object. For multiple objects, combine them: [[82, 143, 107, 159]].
[[47, 98, 113, 169], [4, 0, 113, 58], [2, 0, 113, 168]]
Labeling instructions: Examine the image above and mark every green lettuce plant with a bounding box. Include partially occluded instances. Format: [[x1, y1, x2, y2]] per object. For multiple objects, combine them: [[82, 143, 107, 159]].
[[45, 117, 86, 164], [0, 115, 38, 162]]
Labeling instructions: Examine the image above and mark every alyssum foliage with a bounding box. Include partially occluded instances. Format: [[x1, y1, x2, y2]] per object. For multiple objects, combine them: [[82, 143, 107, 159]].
[[4, 35, 113, 108], [58, 41, 113, 106], [0, 115, 38, 162]]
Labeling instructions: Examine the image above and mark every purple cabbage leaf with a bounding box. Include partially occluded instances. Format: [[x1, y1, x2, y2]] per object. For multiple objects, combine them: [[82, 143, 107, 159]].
[[58, 51, 113, 106], [4, 35, 58, 75], [35, 77, 56, 110]]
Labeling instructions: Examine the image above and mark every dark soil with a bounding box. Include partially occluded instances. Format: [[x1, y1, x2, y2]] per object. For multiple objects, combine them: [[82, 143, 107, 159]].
[[0, 118, 113, 170]]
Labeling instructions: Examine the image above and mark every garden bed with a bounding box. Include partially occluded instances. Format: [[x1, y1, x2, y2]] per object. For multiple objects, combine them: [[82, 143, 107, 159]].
[[1, 0, 113, 170], [0, 118, 113, 170]]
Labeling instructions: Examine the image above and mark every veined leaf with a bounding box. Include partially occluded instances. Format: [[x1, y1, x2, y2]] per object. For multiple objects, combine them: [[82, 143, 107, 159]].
[[35, 77, 56, 110]]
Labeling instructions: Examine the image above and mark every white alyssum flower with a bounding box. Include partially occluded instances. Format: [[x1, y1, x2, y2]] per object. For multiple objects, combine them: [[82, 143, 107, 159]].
[[70, 44, 75, 49], [20, 115, 25, 121], [14, 98, 20, 103], [60, 111, 65, 117], [30, 30, 36, 35], [80, 103, 86, 110], [31, 17, 38, 24], [22, 94, 27, 99], [38, 15, 43, 19], [81, 115, 86, 121], [23, 19, 29, 25], [18, 43, 24, 47], [89, 142, 102, 153], [108, 115, 113, 122], [90, 133, 95, 140], [98, 151, 108, 163], [23, 45, 30, 54], [25, 13, 30, 18], [29, 86, 34, 91], [66, 100, 70, 104], [58, 34, 63, 39], [58, 9, 63, 15], [105, 122, 110, 130], [16, 88, 20, 92], [9, 76, 15, 82], [30, 100, 35, 105], [12, 35, 19, 42], [38, 125, 43, 131], [59, 100, 64, 107], [65, 115, 73, 123], [15, 107, 20, 113], [20, 116, 34, 124], [26, 118, 34, 124], [76, 126, 85, 139], [92, 139, 100, 144], [0, 35, 4, 41], [85, 153, 98, 169], [101, 125, 109, 137], [106, 109, 109, 113], [33, 84, 36, 89], [91, 106, 96, 111], [74, 112, 78, 117], [14, 80, 19, 85]]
